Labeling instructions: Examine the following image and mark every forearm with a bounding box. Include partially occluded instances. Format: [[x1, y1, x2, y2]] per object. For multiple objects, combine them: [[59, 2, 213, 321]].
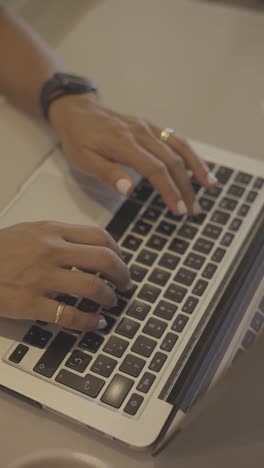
[[0, 5, 63, 117]]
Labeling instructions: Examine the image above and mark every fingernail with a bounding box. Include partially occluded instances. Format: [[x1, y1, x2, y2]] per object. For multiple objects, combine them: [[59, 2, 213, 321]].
[[207, 172, 218, 185], [116, 179, 133, 196], [177, 200, 188, 215], [193, 200, 202, 215], [97, 317, 107, 330], [125, 279, 134, 291]]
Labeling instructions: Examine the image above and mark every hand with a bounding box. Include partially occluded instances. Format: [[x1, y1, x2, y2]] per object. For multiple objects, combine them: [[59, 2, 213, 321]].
[[49, 93, 217, 216], [0, 221, 130, 331]]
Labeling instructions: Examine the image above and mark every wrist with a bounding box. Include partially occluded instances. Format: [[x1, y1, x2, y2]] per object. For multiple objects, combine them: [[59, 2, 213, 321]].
[[48, 92, 99, 130]]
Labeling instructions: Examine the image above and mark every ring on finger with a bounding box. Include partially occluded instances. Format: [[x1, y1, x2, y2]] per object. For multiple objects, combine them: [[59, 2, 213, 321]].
[[160, 127, 175, 142], [55, 302, 66, 324]]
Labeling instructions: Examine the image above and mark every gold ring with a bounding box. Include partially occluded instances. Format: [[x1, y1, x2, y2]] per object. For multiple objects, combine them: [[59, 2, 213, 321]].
[[160, 127, 175, 142], [55, 302, 66, 324]]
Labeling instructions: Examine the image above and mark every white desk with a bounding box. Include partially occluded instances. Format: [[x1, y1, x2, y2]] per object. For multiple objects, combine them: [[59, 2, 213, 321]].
[[1, 1, 264, 466]]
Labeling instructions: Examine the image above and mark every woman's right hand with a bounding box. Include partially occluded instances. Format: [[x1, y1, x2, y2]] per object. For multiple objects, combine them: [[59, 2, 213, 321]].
[[0, 221, 131, 331]]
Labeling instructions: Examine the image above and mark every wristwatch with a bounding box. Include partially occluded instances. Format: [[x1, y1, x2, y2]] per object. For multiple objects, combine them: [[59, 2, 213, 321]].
[[40, 72, 97, 120]]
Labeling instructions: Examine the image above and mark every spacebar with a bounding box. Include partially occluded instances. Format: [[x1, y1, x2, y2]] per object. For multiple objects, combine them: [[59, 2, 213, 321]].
[[106, 200, 141, 241], [33, 332, 76, 378]]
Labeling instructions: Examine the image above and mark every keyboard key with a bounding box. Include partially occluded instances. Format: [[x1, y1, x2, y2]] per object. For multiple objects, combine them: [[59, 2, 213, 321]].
[[211, 247, 226, 263], [120, 354, 145, 377], [215, 166, 233, 184], [253, 177, 264, 190], [56, 294, 77, 307], [142, 207, 161, 222], [131, 182, 153, 203], [169, 238, 189, 255], [149, 352, 167, 372], [122, 235, 142, 252], [143, 318, 167, 338], [246, 190, 257, 203], [104, 298, 127, 317], [205, 185, 222, 198], [192, 279, 208, 296], [124, 393, 144, 415], [188, 213, 207, 225], [136, 249, 157, 266], [9, 344, 29, 364], [220, 232, 234, 247], [259, 296, 264, 313], [172, 314, 189, 333], [79, 332, 104, 353], [202, 263, 218, 279], [78, 298, 99, 313], [106, 199, 141, 241], [34, 332, 76, 378], [235, 172, 252, 185], [100, 315, 116, 334], [23, 326, 52, 349], [160, 332, 178, 352], [147, 235, 167, 251], [103, 336, 129, 358], [91, 354, 117, 377], [101, 374, 133, 408], [242, 330, 256, 349], [182, 296, 199, 314], [116, 318, 140, 339], [164, 284, 187, 303], [138, 284, 162, 303], [127, 300, 151, 321], [151, 194, 166, 209], [156, 220, 175, 236], [228, 184, 245, 198], [65, 350, 92, 373], [237, 204, 250, 217], [219, 197, 238, 211], [229, 218, 242, 232], [251, 312, 264, 333], [117, 283, 137, 300], [56, 369, 105, 398], [148, 268, 171, 286], [184, 252, 205, 270], [199, 197, 215, 212], [191, 179, 201, 194], [165, 210, 184, 222], [178, 224, 198, 240], [130, 264, 148, 282], [132, 220, 152, 236], [159, 253, 180, 270], [202, 223, 222, 239], [211, 210, 230, 225], [205, 161, 215, 171], [120, 250, 133, 264], [174, 268, 196, 286], [193, 237, 214, 255], [137, 372, 156, 393], [154, 300, 178, 321], [131, 335, 157, 357]]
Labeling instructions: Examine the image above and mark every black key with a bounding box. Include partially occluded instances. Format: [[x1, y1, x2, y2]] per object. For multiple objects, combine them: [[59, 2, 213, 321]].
[[205, 185, 222, 198], [130, 264, 148, 282], [100, 315, 116, 334], [160, 332, 178, 352], [220, 232, 234, 247], [56, 369, 105, 398], [131, 335, 157, 357], [246, 190, 257, 203], [156, 220, 175, 236], [104, 298, 127, 317], [188, 213, 207, 225], [142, 207, 161, 222], [164, 283, 187, 303], [199, 197, 215, 212], [235, 172, 252, 185], [251, 312, 264, 333], [136, 249, 157, 266], [79, 332, 104, 353], [124, 393, 144, 415], [101, 374, 134, 408], [202, 263, 218, 279], [184, 252, 205, 270], [120, 250, 133, 264], [9, 344, 29, 364], [228, 184, 245, 198], [172, 314, 189, 333], [258, 296, 264, 313], [151, 194, 166, 209], [56, 294, 77, 307], [78, 298, 99, 313], [116, 318, 140, 339], [103, 335, 129, 358], [211, 247, 226, 263], [143, 318, 167, 339], [65, 350, 92, 373], [126, 300, 151, 321], [154, 300, 178, 321], [211, 210, 230, 225], [192, 279, 208, 296], [202, 223, 222, 239], [169, 238, 189, 255], [242, 330, 256, 350], [149, 352, 167, 372], [215, 166, 233, 184], [120, 354, 145, 377], [137, 372, 156, 393], [178, 224, 198, 240], [229, 218, 242, 232], [138, 284, 162, 303], [148, 268, 171, 286], [34, 332, 76, 378], [91, 354, 117, 377], [174, 268, 196, 286], [106, 199, 141, 241], [182, 296, 199, 314], [193, 237, 214, 255], [131, 182, 153, 203], [219, 197, 238, 211], [237, 204, 250, 217], [122, 235, 142, 252], [165, 210, 184, 222], [117, 283, 137, 299], [23, 326, 52, 349], [36, 320, 48, 326], [132, 220, 152, 236], [254, 177, 264, 190], [158, 253, 180, 270], [191, 180, 201, 194], [206, 161, 215, 171], [146, 235, 167, 251]]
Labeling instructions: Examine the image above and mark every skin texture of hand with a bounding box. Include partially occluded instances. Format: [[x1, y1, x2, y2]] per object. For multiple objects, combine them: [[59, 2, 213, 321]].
[[49, 93, 217, 216], [0, 221, 131, 331]]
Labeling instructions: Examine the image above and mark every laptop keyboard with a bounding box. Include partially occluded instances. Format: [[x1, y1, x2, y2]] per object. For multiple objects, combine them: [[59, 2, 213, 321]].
[[5, 163, 264, 417]]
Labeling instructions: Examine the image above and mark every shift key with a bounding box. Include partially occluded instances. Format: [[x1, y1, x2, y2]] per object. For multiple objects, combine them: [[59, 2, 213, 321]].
[[34, 331, 76, 378], [101, 374, 134, 408]]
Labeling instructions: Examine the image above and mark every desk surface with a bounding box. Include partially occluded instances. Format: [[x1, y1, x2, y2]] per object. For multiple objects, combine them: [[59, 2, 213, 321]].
[[1, 0, 264, 466]]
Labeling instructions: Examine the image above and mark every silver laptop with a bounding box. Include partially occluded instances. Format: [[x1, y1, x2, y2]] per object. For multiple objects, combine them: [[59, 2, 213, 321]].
[[0, 141, 263, 450]]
